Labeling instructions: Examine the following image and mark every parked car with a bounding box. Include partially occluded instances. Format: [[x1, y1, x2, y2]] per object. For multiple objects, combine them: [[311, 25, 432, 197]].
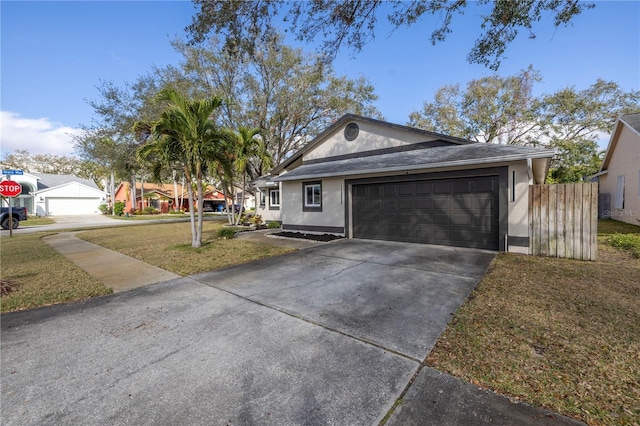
[[0, 206, 28, 230], [223, 204, 244, 214]]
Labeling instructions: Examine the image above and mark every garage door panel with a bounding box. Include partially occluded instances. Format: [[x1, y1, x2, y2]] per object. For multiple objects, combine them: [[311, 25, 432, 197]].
[[46, 198, 102, 215], [452, 181, 471, 192], [399, 199, 415, 210], [433, 197, 450, 210], [433, 182, 451, 193], [415, 182, 432, 194], [352, 175, 499, 250], [451, 214, 471, 225], [473, 179, 496, 192], [451, 196, 472, 211], [383, 185, 397, 196], [433, 214, 451, 225]]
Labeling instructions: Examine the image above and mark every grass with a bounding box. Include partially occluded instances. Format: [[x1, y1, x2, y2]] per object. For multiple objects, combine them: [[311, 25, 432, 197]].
[[21, 217, 56, 227], [76, 221, 293, 276], [598, 219, 640, 258], [427, 219, 640, 426], [0, 233, 112, 313]]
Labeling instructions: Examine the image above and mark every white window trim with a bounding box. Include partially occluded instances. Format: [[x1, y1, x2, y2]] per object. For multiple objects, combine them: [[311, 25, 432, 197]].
[[269, 189, 280, 208], [304, 183, 322, 207], [615, 174, 625, 209]]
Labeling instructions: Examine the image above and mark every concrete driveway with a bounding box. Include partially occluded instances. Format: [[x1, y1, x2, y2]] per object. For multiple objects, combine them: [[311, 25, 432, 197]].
[[1, 240, 582, 425]]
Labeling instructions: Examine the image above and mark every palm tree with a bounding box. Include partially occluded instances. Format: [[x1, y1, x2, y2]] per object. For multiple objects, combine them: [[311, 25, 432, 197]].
[[136, 89, 225, 248], [231, 127, 272, 225]]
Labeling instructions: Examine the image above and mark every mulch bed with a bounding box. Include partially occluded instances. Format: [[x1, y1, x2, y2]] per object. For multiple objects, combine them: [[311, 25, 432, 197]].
[[271, 231, 344, 242]]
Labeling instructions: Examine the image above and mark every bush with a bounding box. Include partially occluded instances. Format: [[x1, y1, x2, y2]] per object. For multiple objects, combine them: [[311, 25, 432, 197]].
[[216, 228, 236, 239], [607, 233, 640, 258], [267, 221, 281, 229], [169, 210, 184, 215], [98, 204, 112, 215], [142, 206, 158, 215], [251, 214, 263, 226], [113, 201, 125, 216]]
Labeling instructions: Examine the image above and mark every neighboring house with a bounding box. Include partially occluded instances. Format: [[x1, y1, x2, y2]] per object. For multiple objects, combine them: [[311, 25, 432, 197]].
[[0, 172, 106, 216], [257, 114, 555, 253], [595, 113, 640, 226], [114, 182, 231, 213]]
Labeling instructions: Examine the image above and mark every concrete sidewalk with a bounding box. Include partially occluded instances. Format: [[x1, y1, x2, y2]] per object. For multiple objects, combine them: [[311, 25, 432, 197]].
[[42, 232, 180, 292]]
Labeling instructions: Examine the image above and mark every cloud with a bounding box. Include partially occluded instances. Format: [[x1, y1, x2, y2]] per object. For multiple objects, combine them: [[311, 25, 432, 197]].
[[0, 111, 84, 157]]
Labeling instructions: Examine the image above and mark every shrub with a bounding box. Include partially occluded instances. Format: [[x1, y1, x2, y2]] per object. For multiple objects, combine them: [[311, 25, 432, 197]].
[[251, 214, 263, 226], [113, 201, 125, 216], [267, 221, 281, 229], [169, 210, 184, 215], [607, 233, 640, 258], [142, 206, 158, 215], [216, 228, 236, 239], [98, 203, 112, 215]]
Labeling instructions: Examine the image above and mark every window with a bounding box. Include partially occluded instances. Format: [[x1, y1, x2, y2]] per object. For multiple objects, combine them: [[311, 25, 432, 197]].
[[269, 189, 280, 210], [259, 191, 266, 207], [615, 175, 625, 209], [303, 181, 322, 212]]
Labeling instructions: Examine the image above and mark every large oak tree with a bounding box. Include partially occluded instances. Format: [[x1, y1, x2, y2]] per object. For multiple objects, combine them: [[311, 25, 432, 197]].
[[187, 0, 594, 70]]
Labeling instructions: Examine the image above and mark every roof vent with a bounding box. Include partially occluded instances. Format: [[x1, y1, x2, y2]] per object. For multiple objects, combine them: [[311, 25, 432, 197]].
[[344, 123, 359, 141]]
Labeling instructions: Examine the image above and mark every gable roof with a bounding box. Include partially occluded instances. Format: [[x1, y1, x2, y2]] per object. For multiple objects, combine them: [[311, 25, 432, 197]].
[[32, 180, 107, 196], [276, 143, 554, 182], [33, 173, 99, 191], [599, 112, 640, 173], [271, 114, 472, 174]]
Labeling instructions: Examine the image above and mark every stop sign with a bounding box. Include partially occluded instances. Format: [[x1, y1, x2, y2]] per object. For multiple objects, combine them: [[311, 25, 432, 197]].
[[0, 180, 22, 197]]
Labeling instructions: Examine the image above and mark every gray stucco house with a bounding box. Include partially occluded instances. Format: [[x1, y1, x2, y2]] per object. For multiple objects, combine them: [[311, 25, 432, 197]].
[[255, 115, 554, 252]]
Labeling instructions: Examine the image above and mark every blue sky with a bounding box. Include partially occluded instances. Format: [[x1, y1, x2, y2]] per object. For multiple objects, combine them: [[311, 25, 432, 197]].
[[1, 0, 639, 157]]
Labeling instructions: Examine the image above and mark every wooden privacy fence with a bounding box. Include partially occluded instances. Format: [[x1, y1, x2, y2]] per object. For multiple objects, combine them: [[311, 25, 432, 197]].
[[529, 182, 598, 261]]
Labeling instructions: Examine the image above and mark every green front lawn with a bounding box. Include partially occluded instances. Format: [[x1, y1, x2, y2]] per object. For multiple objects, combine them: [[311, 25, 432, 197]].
[[426, 219, 640, 426], [0, 232, 112, 312]]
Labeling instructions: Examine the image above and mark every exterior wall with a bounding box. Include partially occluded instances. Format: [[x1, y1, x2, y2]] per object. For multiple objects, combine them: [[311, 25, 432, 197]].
[[279, 163, 534, 251], [34, 182, 107, 216], [508, 161, 532, 254], [599, 124, 640, 226], [255, 184, 282, 223], [304, 119, 438, 162], [281, 178, 345, 234]]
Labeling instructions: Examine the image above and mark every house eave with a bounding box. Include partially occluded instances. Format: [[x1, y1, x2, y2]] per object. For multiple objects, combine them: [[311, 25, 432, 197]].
[[275, 152, 553, 182]]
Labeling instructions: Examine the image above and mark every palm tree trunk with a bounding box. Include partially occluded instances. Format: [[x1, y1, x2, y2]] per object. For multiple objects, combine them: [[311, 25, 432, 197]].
[[195, 175, 205, 248], [172, 171, 179, 212], [184, 168, 197, 247], [235, 173, 247, 225], [110, 170, 115, 216]]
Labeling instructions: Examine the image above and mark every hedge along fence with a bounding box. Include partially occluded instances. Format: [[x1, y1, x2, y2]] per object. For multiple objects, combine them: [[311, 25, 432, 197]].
[[529, 182, 598, 261]]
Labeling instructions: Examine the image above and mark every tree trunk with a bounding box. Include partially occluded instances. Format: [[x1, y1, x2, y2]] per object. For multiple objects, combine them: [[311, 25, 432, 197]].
[[235, 173, 247, 225], [185, 173, 197, 247], [194, 175, 205, 248], [173, 171, 179, 212], [110, 170, 116, 216], [130, 173, 136, 213]]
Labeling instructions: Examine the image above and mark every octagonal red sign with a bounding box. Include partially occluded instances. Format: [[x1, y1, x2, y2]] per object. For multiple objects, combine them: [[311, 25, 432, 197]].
[[0, 181, 22, 197]]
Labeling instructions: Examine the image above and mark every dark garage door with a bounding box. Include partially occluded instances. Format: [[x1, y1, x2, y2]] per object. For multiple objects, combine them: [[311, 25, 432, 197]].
[[352, 176, 499, 249]]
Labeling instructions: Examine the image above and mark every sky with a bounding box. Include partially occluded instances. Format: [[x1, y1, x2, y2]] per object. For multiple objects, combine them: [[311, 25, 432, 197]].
[[1, 0, 639, 158]]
